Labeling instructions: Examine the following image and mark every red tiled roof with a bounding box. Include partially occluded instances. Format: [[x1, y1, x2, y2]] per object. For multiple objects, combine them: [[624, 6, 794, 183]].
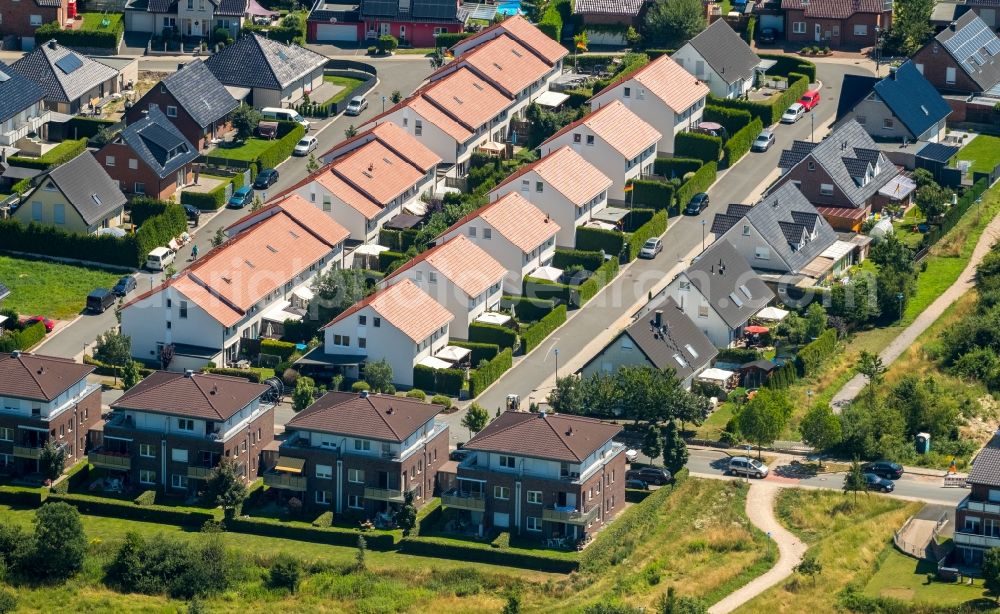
[[321, 279, 453, 343], [0, 352, 95, 402], [493, 145, 612, 206], [287, 391, 444, 442], [542, 100, 661, 159], [439, 192, 560, 253], [332, 139, 426, 206], [112, 370, 269, 421], [462, 411, 622, 462], [590, 54, 709, 113], [781, 0, 888, 18], [423, 67, 511, 131], [384, 235, 506, 298], [454, 15, 568, 66], [227, 194, 349, 247], [369, 121, 441, 171], [437, 34, 551, 97]]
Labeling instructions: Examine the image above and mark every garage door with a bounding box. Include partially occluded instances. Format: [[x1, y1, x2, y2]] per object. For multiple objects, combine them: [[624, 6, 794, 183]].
[[493, 512, 509, 528], [125, 10, 154, 33], [316, 23, 358, 42]]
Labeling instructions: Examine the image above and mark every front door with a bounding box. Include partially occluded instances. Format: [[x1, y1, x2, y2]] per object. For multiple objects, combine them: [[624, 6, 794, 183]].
[[379, 22, 389, 36], [814, 23, 821, 42], [398, 25, 406, 44], [191, 19, 203, 37]]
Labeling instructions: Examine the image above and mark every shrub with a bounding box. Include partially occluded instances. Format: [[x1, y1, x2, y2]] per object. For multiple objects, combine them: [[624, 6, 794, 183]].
[[260, 339, 297, 361], [134, 490, 157, 506], [129, 197, 174, 227], [378, 250, 407, 272], [468, 348, 513, 398], [311, 511, 333, 528], [575, 226, 626, 255], [553, 248, 604, 271], [795, 328, 837, 375], [703, 105, 753, 135], [523, 276, 574, 305], [202, 368, 263, 383], [0, 588, 16, 614], [653, 156, 703, 179], [66, 116, 117, 139], [676, 162, 718, 209], [716, 348, 761, 363], [35, 17, 123, 49], [522, 305, 567, 353], [491, 531, 511, 549], [536, 1, 563, 40], [431, 394, 452, 409], [468, 322, 518, 349], [675, 132, 723, 164], [708, 72, 809, 126], [627, 179, 675, 210], [180, 180, 230, 210], [351, 381, 370, 392], [398, 536, 577, 573], [449, 341, 501, 363], [626, 210, 668, 261], [435, 369, 465, 396], [501, 296, 554, 322], [413, 365, 436, 392], [377, 34, 398, 53], [405, 389, 426, 400], [722, 117, 763, 168], [268, 553, 302, 593], [758, 53, 817, 82], [434, 31, 471, 48], [578, 258, 619, 304], [8, 138, 88, 170]]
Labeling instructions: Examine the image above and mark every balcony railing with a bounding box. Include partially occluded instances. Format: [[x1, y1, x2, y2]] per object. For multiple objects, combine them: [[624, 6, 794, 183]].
[[0, 111, 51, 146], [263, 473, 308, 491], [954, 530, 1000, 549], [188, 466, 215, 480], [960, 499, 1000, 515], [12, 445, 42, 459], [89, 450, 132, 470], [441, 489, 486, 511], [542, 505, 600, 525], [364, 484, 417, 503]]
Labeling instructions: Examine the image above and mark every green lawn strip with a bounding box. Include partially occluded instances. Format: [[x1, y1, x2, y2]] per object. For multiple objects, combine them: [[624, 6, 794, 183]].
[[950, 134, 1000, 173], [321, 75, 365, 105], [211, 139, 275, 162], [79, 12, 123, 31], [0, 254, 121, 319], [863, 547, 989, 606], [694, 401, 735, 440]]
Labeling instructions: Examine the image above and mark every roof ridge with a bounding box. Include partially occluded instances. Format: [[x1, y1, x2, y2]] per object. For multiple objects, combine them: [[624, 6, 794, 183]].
[[250, 33, 283, 91], [115, 371, 182, 408], [16, 354, 48, 399], [382, 234, 461, 285], [190, 374, 226, 420], [369, 395, 404, 440]]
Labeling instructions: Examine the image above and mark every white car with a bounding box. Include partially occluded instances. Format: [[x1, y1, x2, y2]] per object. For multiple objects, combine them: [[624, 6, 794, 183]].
[[781, 102, 806, 124], [345, 96, 368, 116], [292, 136, 318, 157]]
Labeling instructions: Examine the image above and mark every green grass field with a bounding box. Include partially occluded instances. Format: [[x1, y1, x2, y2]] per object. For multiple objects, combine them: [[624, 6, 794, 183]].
[[322, 75, 365, 106], [78, 12, 123, 32], [212, 138, 275, 162], [0, 254, 121, 320], [863, 547, 992, 606], [951, 134, 1000, 174]]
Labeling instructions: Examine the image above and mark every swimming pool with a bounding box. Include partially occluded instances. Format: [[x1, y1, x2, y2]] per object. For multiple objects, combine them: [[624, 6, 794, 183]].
[[497, 1, 522, 16]]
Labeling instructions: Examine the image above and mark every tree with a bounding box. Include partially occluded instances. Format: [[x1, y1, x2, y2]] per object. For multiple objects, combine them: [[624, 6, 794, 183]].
[[985, 548, 1000, 602], [549, 375, 585, 414], [915, 183, 950, 223], [306, 153, 320, 173], [799, 403, 842, 463], [912, 168, 935, 189], [312, 268, 372, 313], [870, 233, 914, 274], [857, 350, 886, 389], [377, 34, 398, 54], [205, 457, 248, 519], [211, 227, 227, 247], [390, 90, 403, 104], [31, 502, 86, 580], [643, 0, 705, 48], [231, 105, 262, 142], [93, 126, 117, 147], [804, 302, 828, 339], [394, 489, 418, 537], [795, 553, 822, 586], [830, 272, 880, 327], [159, 343, 175, 370], [187, 598, 207, 614], [736, 389, 791, 457], [616, 366, 680, 425], [661, 420, 688, 474], [462, 402, 490, 436], [122, 360, 141, 390], [891, 0, 934, 55], [573, 31, 589, 53], [94, 329, 132, 383], [355, 535, 367, 571], [38, 440, 66, 481], [363, 359, 393, 393], [656, 586, 707, 614], [292, 377, 314, 412], [502, 591, 522, 614], [641, 425, 662, 462], [843, 458, 867, 505], [268, 553, 302, 593], [876, 265, 916, 322], [105, 531, 147, 591], [250, 195, 264, 212]]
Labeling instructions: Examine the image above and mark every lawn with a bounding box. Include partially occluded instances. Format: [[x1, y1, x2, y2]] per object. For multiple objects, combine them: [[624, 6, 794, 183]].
[[78, 12, 123, 33], [863, 547, 992, 607], [212, 139, 275, 162], [694, 401, 735, 440], [951, 134, 1000, 174], [0, 254, 122, 320], [321, 74, 365, 106], [737, 489, 920, 614]]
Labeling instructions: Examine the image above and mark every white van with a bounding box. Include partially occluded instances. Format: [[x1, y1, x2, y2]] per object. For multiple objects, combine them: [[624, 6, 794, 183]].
[[146, 247, 176, 271], [261, 107, 310, 131]]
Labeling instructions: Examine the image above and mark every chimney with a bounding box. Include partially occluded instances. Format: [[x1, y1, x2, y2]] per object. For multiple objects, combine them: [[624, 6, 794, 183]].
[[654, 310, 663, 328], [10, 350, 20, 358], [386, 406, 394, 415], [360, 389, 369, 398], [950, 21, 957, 31], [889, 65, 898, 79], [177, 63, 186, 71], [538, 409, 547, 419], [184, 369, 194, 378], [48, 40, 57, 49]]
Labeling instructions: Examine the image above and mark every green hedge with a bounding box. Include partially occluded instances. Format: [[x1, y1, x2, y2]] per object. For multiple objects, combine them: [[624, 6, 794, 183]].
[[378, 250, 407, 272], [435, 31, 471, 49], [227, 516, 396, 550], [523, 276, 574, 305], [626, 210, 668, 261], [716, 348, 761, 363], [0, 321, 47, 352], [412, 365, 464, 396], [653, 157, 703, 179], [450, 341, 501, 364], [703, 105, 753, 136], [0, 486, 48, 506], [795, 328, 837, 375], [500, 295, 554, 322], [522, 305, 567, 353], [204, 121, 305, 172], [8, 138, 88, 170], [627, 179, 675, 210], [180, 180, 230, 210], [626, 208, 655, 231], [260, 339, 297, 361], [66, 116, 117, 139], [413, 364, 436, 393], [47, 493, 217, 526], [758, 53, 817, 82], [564, 87, 593, 108], [553, 248, 604, 272], [674, 132, 722, 164], [536, 0, 563, 41], [468, 348, 513, 398], [378, 228, 419, 252], [676, 162, 718, 208], [708, 72, 809, 126], [129, 197, 175, 227], [575, 226, 625, 255], [35, 16, 123, 49], [399, 536, 577, 573], [201, 367, 264, 383], [468, 322, 518, 350], [84, 355, 155, 378], [578, 258, 619, 304], [625, 488, 652, 503], [722, 117, 763, 169]]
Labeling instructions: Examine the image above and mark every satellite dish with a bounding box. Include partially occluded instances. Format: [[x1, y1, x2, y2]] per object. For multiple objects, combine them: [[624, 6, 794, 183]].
[[262, 377, 284, 404], [329, 16, 338, 23]]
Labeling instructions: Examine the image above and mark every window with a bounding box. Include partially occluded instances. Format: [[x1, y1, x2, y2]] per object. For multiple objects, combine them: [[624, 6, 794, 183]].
[[573, 133, 581, 143], [166, 106, 178, 118], [494, 485, 510, 500], [315, 490, 331, 505], [698, 303, 710, 318], [535, 181, 543, 193], [742, 224, 750, 236], [526, 516, 542, 532], [469, 226, 477, 238], [347, 494, 362, 509], [483, 228, 491, 239], [853, 24, 868, 36], [171, 448, 188, 463], [316, 464, 333, 479], [359, 315, 366, 325], [332, 334, 350, 347], [882, 118, 894, 130], [373, 317, 381, 327], [139, 469, 156, 485], [171, 474, 188, 489], [134, 182, 145, 195], [53, 203, 64, 225], [347, 468, 364, 483], [527, 490, 542, 504], [679, 280, 691, 291], [359, 337, 367, 349], [946, 67, 957, 85], [354, 439, 371, 451], [429, 271, 437, 283], [792, 21, 806, 34], [30, 14, 42, 25], [586, 135, 595, 146], [0, 428, 12, 441], [819, 184, 834, 196], [177, 418, 194, 431], [179, 300, 188, 319], [807, 161, 815, 171], [755, 246, 770, 260], [139, 443, 155, 457], [414, 119, 422, 136], [499, 455, 515, 468], [128, 158, 138, 170], [105, 155, 115, 167]]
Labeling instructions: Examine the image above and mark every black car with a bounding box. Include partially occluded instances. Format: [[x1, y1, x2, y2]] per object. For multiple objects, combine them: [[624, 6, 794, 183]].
[[182, 204, 201, 223], [626, 467, 673, 486], [449, 448, 472, 462], [112, 275, 137, 297], [684, 192, 710, 215], [862, 461, 904, 480], [759, 28, 776, 44], [254, 168, 279, 189], [863, 473, 895, 493], [625, 479, 648, 490], [86, 288, 116, 314]]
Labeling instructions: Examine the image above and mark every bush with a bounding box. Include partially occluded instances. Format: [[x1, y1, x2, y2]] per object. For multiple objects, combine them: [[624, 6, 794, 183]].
[[553, 248, 605, 271], [377, 34, 398, 53], [311, 511, 333, 528], [260, 339, 297, 361], [491, 531, 510, 549], [413, 365, 436, 393], [675, 132, 723, 164], [722, 117, 763, 168], [522, 305, 567, 353], [575, 226, 625, 255], [351, 380, 370, 392], [405, 389, 427, 400], [66, 116, 117, 139], [47, 493, 217, 526], [468, 322, 518, 350], [676, 162, 718, 209], [449, 341, 501, 363], [378, 250, 407, 272], [703, 105, 753, 136], [716, 348, 761, 363], [434, 31, 471, 48], [435, 369, 465, 397], [795, 328, 837, 375], [180, 180, 230, 210], [35, 16, 123, 49], [758, 53, 817, 82], [626, 210, 668, 261], [398, 536, 577, 573], [468, 348, 513, 398], [8, 138, 88, 170], [501, 295, 554, 322], [202, 367, 263, 383], [536, 1, 563, 40], [268, 553, 302, 592], [134, 490, 157, 506], [0, 321, 47, 352], [0, 589, 16, 614], [627, 179, 675, 211], [708, 72, 809, 126], [129, 197, 174, 227], [577, 259, 619, 304], [523, 276, 574, 305], [653, 156, 703, 179], [431, 394, 452, 409]]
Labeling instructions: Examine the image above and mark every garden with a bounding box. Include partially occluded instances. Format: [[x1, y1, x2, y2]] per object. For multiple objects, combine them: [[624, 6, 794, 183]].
[[34, 12, 124, 51], [950, 134, 1000, 175], [0, 254, 121, 319]]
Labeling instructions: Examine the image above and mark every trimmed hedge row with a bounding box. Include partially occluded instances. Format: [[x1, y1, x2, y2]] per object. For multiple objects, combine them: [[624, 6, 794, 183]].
[[67, 116, 117, 139], [84, 355, 155, 377], [378, 250, 407, 272], [578, 259, 619, 304], [703, 105, 753, 136], [674, 132, 722, 164], [653, 156, 703, 179], [129, 197, 175, 227], [378, 228, 419, 252], [434, 31, 471, 49], [227, 516, 397, 550], [468, 322, 518, 350], [468, 347, 513, 398], [626, 210, 668, 261], [180, 179, 230, 210], [500, 295, 554, 322], [202, 367, 264, 383], [0, 322, 47, 352], [575, 226, 625, 255], [523, 276, 574, 305], [709, 72, 809, 126], [412, 365, 464, 396], [204, 121, 305, 172], [450, 340, 500, 364], [0, 486, 48, 506], [47, 492, 217, 526], [399, 536, 577, 573], [722, 117, 764, 169], [522, 305, 567, 353], [8, 138, 88, 170], [626, 208, 655, 231], [796, 328, 837, 375], [627, 179, 675, 210], [758, 53, 817, 82], [260, 339, 297, 360], [676, 162, 718, 209], [553, 248, 605, 272], [35, 17, 123, 49]]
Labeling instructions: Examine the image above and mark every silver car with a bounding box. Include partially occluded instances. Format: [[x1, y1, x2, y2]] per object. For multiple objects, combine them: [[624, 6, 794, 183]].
[[639, 238, 663, 259], [293, 135, 318, 156], [751, 130, 775, 152], [781, 102, 805, 124], [728, 456, 769, 479], [345, 96, 368, 116]]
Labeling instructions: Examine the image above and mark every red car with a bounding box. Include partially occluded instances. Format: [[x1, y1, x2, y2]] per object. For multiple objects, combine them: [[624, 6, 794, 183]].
[[799, 90, 821, 111], [26, 315, 55, 332]]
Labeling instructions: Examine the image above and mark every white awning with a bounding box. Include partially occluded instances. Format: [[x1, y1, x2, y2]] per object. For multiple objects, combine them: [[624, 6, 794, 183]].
[[535, 90, 570, 108], [820, 240, 856, 260], [756, 58, 778, 73], [353, 243, 389, 256], [529, 265, 563, 282], [261, 300, 302, 323], [404, 200, 428, 216], [878, 175, 916, 200], [291, 286, 314, 301], [475, 312, 512, 327], [418, 355, 453, 370], [698, 368, 735, 383], [436, 345, 471, 363], [755, 306, 788, 321]]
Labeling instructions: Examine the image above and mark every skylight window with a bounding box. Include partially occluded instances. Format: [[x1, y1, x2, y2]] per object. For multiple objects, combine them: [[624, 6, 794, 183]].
[[0, 69, 10, 83], [672, 353, 687, 368], [685, 344, 699, 359], [91, 193, 102, 206], [245, 259, 255, 268], [266, 245, 278, 253], [740, 284, 752, 299], [276, 50, 289, 62], [729, 292, 744, 308]]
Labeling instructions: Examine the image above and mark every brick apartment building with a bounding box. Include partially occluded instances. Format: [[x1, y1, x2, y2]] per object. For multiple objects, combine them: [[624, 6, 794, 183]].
[[0, 0, 68, 48], [781, 0, 890, 50], [446, 411, 627, 545], [264, 391, 449, 519], [955, 436, 1000, 566], [0, 351, 100, 478], [93, 370, 274, 493]]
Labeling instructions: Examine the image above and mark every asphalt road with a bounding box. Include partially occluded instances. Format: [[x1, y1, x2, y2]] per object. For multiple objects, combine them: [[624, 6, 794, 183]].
[[34, 56, 435, 361]]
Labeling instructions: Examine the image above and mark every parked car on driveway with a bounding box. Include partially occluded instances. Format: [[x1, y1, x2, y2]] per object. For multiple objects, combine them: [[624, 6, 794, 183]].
[[751, 130, 775, 152], [781, 103, 806, 124], [86, 288, 116, 314], [182, 204, 201, 223], [625, 479, 648, 490], [799, 90, 821, 111], [345, 96, 368, 116], [639, 237, 663, 259], [253, 168, 279, 189], [728, 456, 768, 479], [626, 467, 673, 486], [26, 315, 54, 332], [684, 192, 710, 215], [863, 473, 895, 493], [862, 461, 903, 480], [112, 276, 137, 297], [228, 186, 254, 208], [293, 135, 318, 156], [759, 28, 776, 44]]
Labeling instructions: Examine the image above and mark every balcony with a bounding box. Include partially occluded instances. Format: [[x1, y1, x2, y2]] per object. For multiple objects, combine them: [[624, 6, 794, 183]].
[[441, 489, 486, 512], [187, 465, 215, 480], [89, 450, 132, 470], [954, 530, 1000, 549], [264, 472, 308, 491], [364, 485, 417, 503], [12, 445, 42, 459], [0, 111, 51, 147], [960, 499, 1000, 515], [543, 505, 600, 525]]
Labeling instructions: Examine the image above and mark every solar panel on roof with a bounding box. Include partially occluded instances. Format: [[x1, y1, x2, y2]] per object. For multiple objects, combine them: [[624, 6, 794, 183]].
[[55, 53, 83, 75]]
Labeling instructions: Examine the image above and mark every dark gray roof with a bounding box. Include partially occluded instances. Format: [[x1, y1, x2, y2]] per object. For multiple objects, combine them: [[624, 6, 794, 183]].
[[216, 0, 249, 15], [360, 0, 458, 20], [872, 62, 951, 137], [161, 59, 239, 128], [778, 140, 817, 169], [40, 152, 127, 226], [683, 19, 760, 86], [118, 107, 198, 179], [969, 436, 1000, 487], [574, 0, 644, 15], [622, 296, 718, 381], [936, 11, 1000, 92], [9, 41, 118, 104], [835, 73, 877, 123], [778, 220, 808, 245], [0, 65, 45, 124], [205, 33, 329, 91], [146, 0, 176, 11], [683, 239, 774, 329], [710, 213, 742, 235]]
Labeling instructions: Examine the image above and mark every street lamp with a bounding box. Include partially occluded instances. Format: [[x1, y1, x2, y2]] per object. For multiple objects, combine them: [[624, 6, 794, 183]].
[[554, 348, 560, 382], [810, 111, 815, 143], [897, 292, 904, 320], [745, 444, 752, 482], [701, 219, 707, 253], [382, 95, 387, 113]]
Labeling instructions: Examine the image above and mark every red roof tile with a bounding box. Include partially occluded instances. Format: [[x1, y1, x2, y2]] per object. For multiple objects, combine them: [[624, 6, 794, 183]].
[[591, 54, 709, 113], [384, 235, 506, 298], [436, 34, 551, 97], [543, 100, 661, 159], [423, 67, 511, 131], [322, 279, 453, 343], [493, 146, 612, 205], [455, 15, 568, 66], [439, 192, 560, 253]]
